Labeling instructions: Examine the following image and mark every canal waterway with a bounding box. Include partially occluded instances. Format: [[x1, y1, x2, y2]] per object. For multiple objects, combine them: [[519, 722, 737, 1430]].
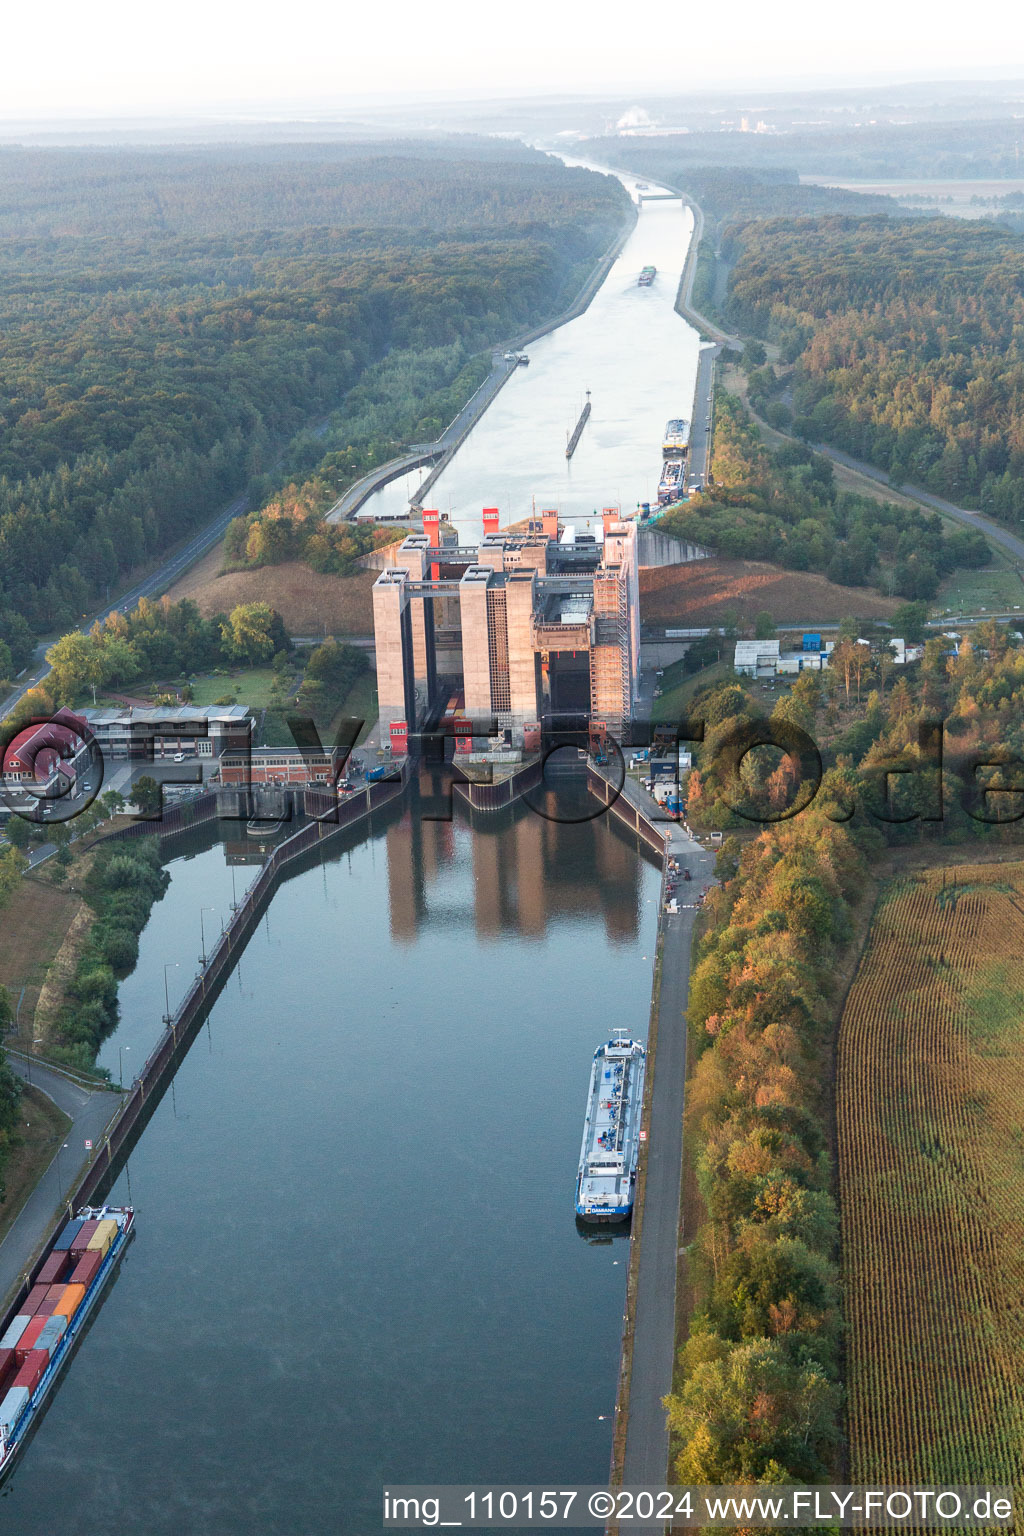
[[358, 158, 702, 539], [3, 799, 660, 1533]]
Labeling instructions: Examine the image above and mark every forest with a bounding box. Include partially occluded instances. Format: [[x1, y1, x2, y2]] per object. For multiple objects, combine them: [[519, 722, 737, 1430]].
[[222, 493, 395, 576], [0, 142, 628, 671], [659, 392, 990, 600], [668, 608, 1024, 1478], [577, 146, 900, 227], [722, 214, 1024, 522], [49, 839, 171, 1069], [669, 765, 859, 1482], [9, 595, 290, 713], [580, 117, 1024, 180]]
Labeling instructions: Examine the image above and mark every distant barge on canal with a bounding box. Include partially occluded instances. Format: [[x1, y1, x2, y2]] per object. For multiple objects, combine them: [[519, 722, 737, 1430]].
[[575, 1035, 646, 1223]]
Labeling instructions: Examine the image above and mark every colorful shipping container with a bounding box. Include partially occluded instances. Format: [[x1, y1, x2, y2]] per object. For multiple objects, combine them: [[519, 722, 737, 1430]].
[[14, 1318, 47, 1362], [0, 1206, 135, 1480], [12, 1351, 48, 1394], [70, 1250, 103, 1288], [0, 1387, 29, 1430], [0, 1319, 29, 1352], [35, 1252, 69, 1287], [50, 1219, 83, 1252], [87, 1219, 117, 1256], [69, 1220, 99, 1256], [35, 1317, 66, 1354], [55, 1284, 85, 1323]]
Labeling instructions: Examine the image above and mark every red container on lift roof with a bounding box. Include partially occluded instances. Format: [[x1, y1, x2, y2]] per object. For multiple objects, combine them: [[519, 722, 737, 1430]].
[[35, 1251, 70, 1287]]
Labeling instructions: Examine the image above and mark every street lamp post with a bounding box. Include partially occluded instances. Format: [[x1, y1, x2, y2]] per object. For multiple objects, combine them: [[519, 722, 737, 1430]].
[[199, 907, 216, 968], [163, 962, 179, 1025], [118, 1044, 130, 1091], [56, 1140, 69, 1206]]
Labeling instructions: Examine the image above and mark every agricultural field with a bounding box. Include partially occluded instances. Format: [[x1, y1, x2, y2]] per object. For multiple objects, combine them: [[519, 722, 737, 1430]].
[[838, 865, 1024, 1485]]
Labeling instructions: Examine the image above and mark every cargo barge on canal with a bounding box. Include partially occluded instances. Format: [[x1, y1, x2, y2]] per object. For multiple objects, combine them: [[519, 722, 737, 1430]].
[[657, 458, 685, 505], [575, 1035, 646, 1223], [0, 1206, 134, 1478]]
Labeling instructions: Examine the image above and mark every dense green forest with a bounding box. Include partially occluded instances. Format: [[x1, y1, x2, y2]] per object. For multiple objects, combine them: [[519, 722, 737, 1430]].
[[23, 595, 290, 710], [722, 215, 1024, 520], [659, 392, 989, 599], [0, 142, 628, 671], [578, 147, 900, 225], [223, 493, 394, 575], [240, 341, 493, 523], [51, 839, 170, 1069], [572, 143, 907, 330], [581, 118, 1024, 180]]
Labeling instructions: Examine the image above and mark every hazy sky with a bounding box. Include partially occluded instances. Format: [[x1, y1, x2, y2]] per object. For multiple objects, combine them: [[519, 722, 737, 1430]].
[[2, 0, 1018, 118]]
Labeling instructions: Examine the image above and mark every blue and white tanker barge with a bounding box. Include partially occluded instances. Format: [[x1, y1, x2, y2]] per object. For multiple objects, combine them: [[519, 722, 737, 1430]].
[[575, 1035, 646, 1223]]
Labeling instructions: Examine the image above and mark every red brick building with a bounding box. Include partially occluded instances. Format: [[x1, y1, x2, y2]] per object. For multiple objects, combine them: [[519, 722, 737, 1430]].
[[3, 710, 90, 786], [217, 746, 346, 788]]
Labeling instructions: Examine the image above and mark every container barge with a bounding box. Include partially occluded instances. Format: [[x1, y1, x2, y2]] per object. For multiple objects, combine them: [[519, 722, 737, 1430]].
[[637, 266, 656, 287], [0, 1206, 134, 1477], [575, 1035, 646, 1223]]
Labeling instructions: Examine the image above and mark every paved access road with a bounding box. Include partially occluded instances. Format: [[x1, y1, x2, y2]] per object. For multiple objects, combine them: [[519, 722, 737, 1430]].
[[687, 345, 718, 491], [0, 1056, 120, 1307], [670, 188, 1024, 576], [617, 782, 714, 1505], [810, 440, 1024, 565], [0, 492, 249, 722]]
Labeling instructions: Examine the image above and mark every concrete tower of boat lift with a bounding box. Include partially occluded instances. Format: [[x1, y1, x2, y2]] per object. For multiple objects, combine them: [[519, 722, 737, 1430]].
[[371, 507, 641, 748]]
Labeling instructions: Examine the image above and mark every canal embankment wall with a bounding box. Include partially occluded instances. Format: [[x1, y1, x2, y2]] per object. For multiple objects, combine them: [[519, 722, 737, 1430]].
[[0, 772, 406, 1336], [451, 757, 543, 812], [586, 768, 670, 857], [337, 201, 639, 523], [409, 361, 519, 510]]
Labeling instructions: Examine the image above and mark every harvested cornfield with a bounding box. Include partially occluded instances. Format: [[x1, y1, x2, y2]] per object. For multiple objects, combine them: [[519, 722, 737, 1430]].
[[838, 864, 1024, 1486]]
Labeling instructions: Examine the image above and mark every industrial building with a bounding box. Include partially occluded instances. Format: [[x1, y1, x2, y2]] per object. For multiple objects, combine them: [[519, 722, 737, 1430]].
[[79, 705, 252, 761], [217, 745, 346, 788], [372, 508, 641, 747], [733, 636, 835, 678]]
